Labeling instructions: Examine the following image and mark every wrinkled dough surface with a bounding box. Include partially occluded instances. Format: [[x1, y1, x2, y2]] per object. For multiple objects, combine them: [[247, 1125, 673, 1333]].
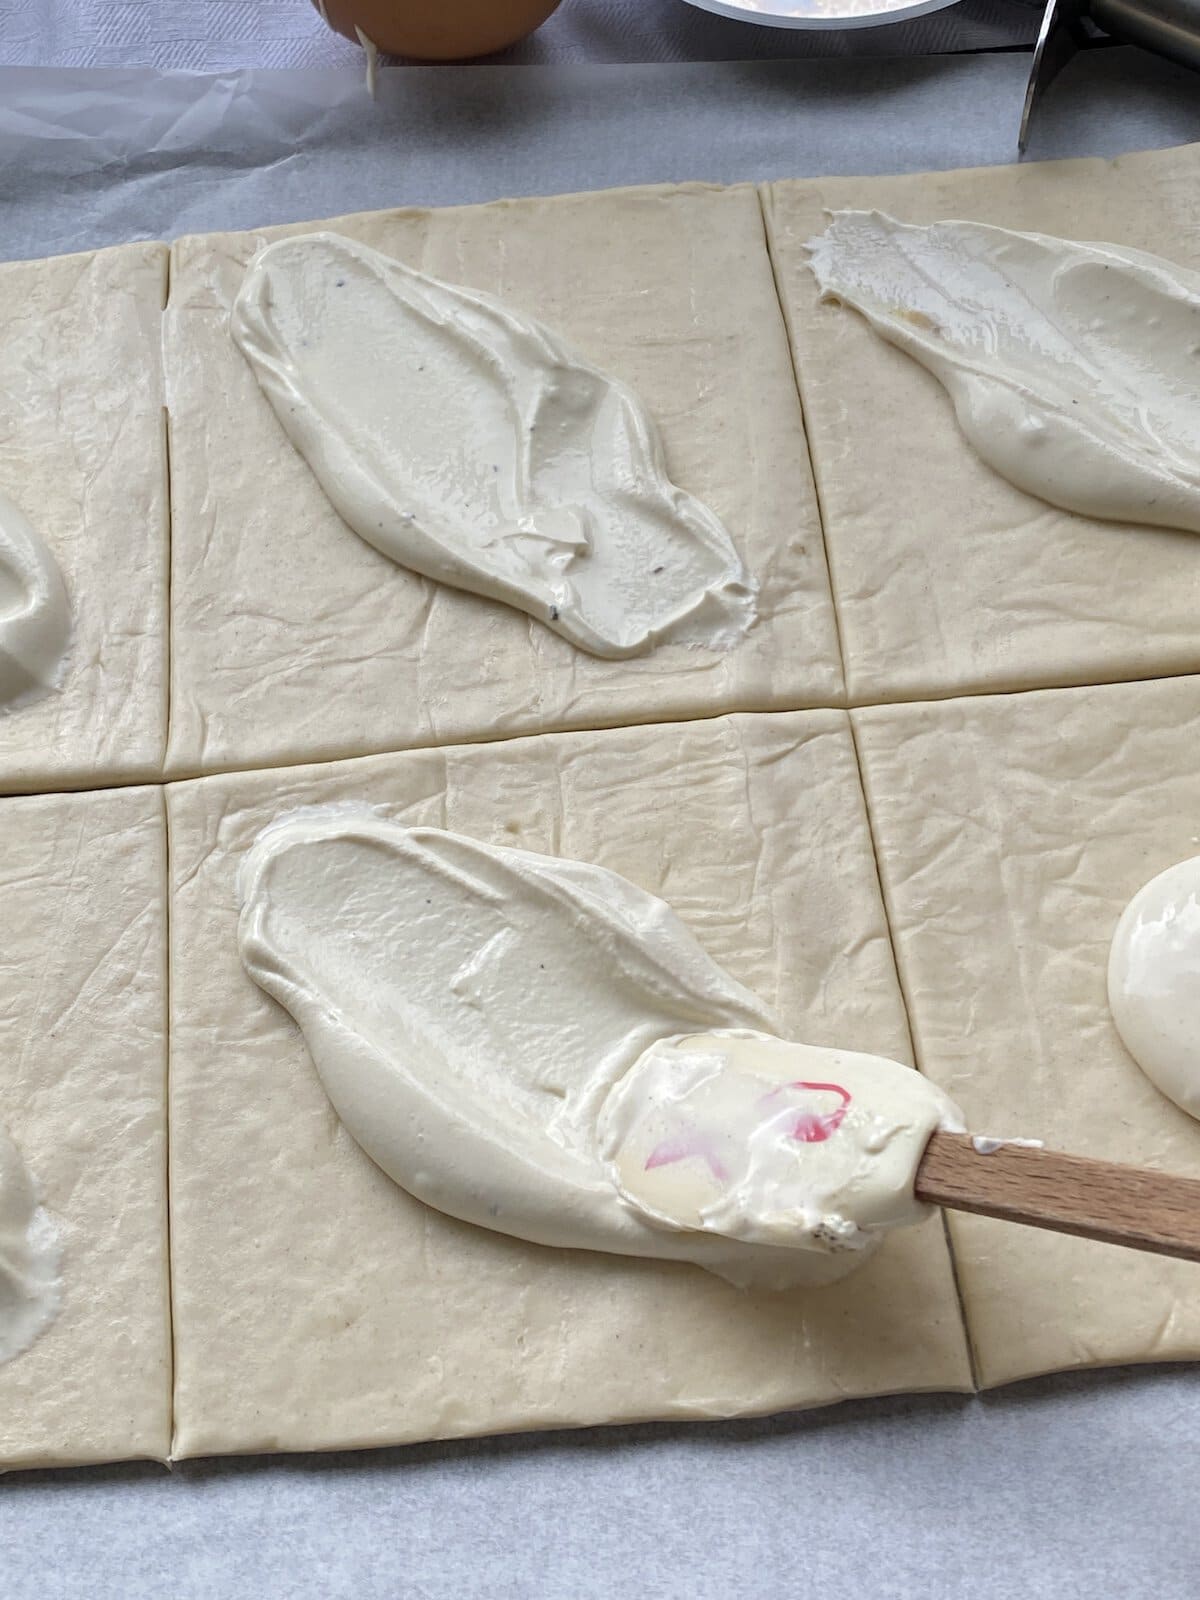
[[1109, 855, 1200, 1122], [167, 710, 972, 1458]]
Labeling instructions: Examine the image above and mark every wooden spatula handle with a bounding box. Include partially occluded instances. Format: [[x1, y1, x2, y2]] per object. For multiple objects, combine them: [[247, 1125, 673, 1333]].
[[916, 1130, 1200, 1264]]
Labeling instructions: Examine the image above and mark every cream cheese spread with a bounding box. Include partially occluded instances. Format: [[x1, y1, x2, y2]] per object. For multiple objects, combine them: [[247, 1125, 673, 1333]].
[[0, 491, 69, 710], [0, 1126, 60, 1365], [232, 232, 755, 658], [1109, 856, 1200, 1121], [238, 809, 962, 1290], [807, 211, 1200, 535]]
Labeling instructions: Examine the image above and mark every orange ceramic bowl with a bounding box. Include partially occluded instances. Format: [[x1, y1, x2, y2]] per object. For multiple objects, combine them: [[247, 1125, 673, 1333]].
[[316, 0, 563, 60]]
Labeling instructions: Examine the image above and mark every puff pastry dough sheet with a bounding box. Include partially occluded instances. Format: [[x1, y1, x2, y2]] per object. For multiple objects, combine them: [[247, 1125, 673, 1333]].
[[0, 786, 171, 1469], [163, 183, 843, 780], [764, 143, 1200, 704], [0, 244, 169, 793], [167, 711, 971, 1459], [855, 678, 1200, 1388]]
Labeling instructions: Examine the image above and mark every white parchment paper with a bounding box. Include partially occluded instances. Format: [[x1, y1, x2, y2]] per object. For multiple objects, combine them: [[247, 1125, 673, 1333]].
[[2, 51, 1199, 1600], [3, 50, 1200, 265]]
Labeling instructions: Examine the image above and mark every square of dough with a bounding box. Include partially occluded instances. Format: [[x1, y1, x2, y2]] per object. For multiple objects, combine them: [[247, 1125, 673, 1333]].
[[0, 243, 169, 793], [0, 786, 171, 1469], [764, 142, 1200, 704], [854, 677, 1200, 1388], [167, 711, 970, 1459], [163, 184, 843, 779]]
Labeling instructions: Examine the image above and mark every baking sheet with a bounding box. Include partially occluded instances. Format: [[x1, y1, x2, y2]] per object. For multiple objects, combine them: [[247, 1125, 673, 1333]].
[[2, 51, 1200, 1600]]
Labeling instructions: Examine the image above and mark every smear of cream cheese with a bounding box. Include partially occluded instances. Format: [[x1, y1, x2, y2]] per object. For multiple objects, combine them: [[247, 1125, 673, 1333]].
[[238, 809, 962, 1290], [1109, 855, 1200, 1121], [0, 491, 70, 710], [354, 26, 379, 99], [969, 1135, 1045, 1155], [0, 1126, 60, 1365], [231, 232, 756, 658], [807, 211, 1200, 535]]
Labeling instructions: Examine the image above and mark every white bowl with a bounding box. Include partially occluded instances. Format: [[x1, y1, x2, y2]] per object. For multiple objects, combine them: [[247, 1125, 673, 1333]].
[[683, 0, 962, 32]]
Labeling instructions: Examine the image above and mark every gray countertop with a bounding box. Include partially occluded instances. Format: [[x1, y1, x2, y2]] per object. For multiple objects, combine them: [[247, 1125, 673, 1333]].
[[3, 49, 1200, 1599]]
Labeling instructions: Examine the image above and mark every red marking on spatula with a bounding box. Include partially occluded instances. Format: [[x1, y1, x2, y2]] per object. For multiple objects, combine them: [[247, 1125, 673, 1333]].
[[644, 1130, 729, 1182], [644, 1082, 852, 1178], [759, 1081, 851, 1143]]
